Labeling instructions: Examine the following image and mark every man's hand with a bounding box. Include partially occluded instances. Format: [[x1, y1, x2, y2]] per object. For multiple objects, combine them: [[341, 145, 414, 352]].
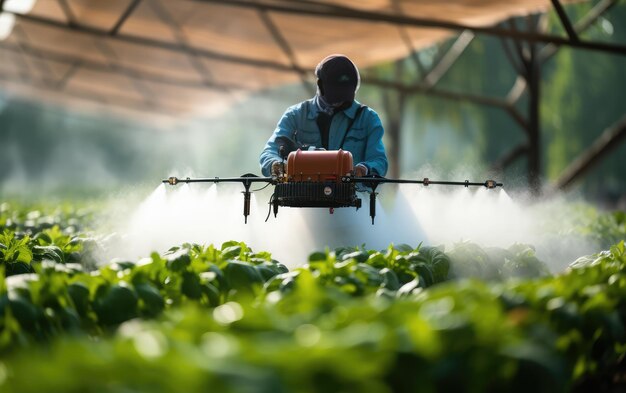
[[354, 164, 368, 177], [271, 161, 285, 177]]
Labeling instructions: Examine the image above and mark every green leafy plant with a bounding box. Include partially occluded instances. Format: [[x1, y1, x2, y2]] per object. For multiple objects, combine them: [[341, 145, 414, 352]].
[[0, 203, 624, 392]]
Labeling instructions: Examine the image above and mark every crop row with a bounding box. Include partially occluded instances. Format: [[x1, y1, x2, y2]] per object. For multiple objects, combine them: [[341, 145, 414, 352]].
[[0, 230, 549, 344], [0, 204, 624, 392], [0, 240, 623, 392]]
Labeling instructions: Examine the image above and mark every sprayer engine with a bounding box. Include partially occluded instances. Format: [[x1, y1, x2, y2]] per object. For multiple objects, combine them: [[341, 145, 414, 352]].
[[273, 149, 361, 212]]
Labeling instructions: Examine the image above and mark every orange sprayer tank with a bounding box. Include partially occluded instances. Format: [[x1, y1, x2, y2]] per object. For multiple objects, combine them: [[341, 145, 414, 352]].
[[286, 149, 354, 182]]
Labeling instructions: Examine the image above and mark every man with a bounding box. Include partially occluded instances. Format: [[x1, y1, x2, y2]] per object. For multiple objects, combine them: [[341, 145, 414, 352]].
[[260, 54, 388, 178]]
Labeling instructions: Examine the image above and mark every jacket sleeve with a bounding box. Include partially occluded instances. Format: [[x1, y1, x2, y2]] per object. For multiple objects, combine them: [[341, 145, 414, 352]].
[[359, 109, 388, 176], [259, 107, 297, 176]]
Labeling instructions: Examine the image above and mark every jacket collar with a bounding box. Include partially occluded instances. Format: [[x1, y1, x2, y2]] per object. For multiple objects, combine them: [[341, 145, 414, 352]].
[[307, 99, 361, 120], [343, 100, 361, 119]]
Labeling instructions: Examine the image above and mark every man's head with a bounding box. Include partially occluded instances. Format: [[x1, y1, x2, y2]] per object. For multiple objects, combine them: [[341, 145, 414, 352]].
[[315, 54, 360, 106]]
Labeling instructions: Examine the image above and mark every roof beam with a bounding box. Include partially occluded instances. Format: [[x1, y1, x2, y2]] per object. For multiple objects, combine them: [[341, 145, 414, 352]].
[[541, 0, 617, 62], [0, 70, 92, 106], [0, 41, 242, 91], [422, 30, 474, 89], [4, 44, 33, 83], [364, 76, 530, 132], [506, 19, 531, 67], [390, 0, 427, 78], [491, 0, 616, 168], [12, 24, 55, 85], [550, 0, 579, 42], [554, 115, 626, 190], [110, 0, 142, 36], [364, 77, 507, 108], [8, 12, 298, 72], [257, 10, 314, 95], [193, 0, 626, 55], [57, 0, 77, 27], [0, 72, 182, 120], [3, 0, 623, 131], [500, 36, 526, 77], [0, 69, 185, 118], [399, 29, 426, 77], [55, 60, 80, 89], [6, 0, 625, 89], [148, 0, 217, 89], [506, 76, 527, 105], [505, 0, 617, 107], [92, 38, 157, 109]]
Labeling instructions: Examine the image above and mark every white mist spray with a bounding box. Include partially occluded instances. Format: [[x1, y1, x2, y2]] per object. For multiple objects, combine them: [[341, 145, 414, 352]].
[[104, 181, 601, 272]]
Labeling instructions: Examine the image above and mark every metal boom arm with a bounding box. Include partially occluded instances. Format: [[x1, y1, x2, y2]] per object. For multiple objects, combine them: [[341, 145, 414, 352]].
[[342, 175, 503, 224], [162, 174, 502, 224], [162, 174, 276, 223]]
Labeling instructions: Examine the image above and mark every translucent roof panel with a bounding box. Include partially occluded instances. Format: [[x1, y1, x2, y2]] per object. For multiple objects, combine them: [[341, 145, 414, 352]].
[[0, 0, 581, 120]]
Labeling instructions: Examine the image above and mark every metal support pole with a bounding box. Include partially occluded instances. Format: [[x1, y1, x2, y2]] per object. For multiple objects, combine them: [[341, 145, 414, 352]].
[[550, 0, 579, 42], [422, 30, 475, 89], [554, 115, 626, 190], [380, 60, 406, 179], [527, 28, 541, 195]]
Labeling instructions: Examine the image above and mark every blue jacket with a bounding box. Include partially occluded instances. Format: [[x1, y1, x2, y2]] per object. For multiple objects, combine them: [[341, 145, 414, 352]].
[[260, 99, 388, 177]]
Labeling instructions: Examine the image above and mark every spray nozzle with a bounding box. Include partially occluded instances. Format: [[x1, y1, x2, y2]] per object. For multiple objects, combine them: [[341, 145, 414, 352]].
[[166, 177, 179, 186], [485, 180, 497, 189]]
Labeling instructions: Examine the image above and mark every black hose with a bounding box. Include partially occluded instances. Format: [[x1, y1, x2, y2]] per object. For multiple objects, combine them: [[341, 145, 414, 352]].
[[265, 193, 275, 222]]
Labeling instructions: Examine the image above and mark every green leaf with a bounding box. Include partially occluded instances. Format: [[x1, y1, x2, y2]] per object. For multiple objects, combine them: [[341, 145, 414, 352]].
[[341, 251, 370, 263], [413, 263, 434, 287], [9, 295, 40, 331], [32, 245, 64, 263], [33, 232, 52, 245], [181, 272, 202, 300], [380, 268, 400, 290], [223, 261, 264, 295], [393, 244, 414, 253], [5, 262, 35, 276], [610, 240, 624, 258], [93, 283, 138, 326], [165, 250, 191, 272], [221, 245, 243, 261], [255, 263, 282, 282], [308, 251, 327, 262], [397, 278, 421, 297], [67, 282, 90, 317], [201, 282, 221, 307], [135, 282, 165, 317]]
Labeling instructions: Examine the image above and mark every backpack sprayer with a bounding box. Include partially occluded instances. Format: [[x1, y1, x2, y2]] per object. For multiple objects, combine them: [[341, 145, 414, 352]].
[[163, 137, 502, 224]]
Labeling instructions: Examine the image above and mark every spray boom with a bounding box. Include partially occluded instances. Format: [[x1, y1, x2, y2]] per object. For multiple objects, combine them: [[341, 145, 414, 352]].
[[341, 176, 502, 188], [163, 174, 275, 223], [341, 175, 502, 224], [163, 150, 502, 224], [163, 174, 501, 225]]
